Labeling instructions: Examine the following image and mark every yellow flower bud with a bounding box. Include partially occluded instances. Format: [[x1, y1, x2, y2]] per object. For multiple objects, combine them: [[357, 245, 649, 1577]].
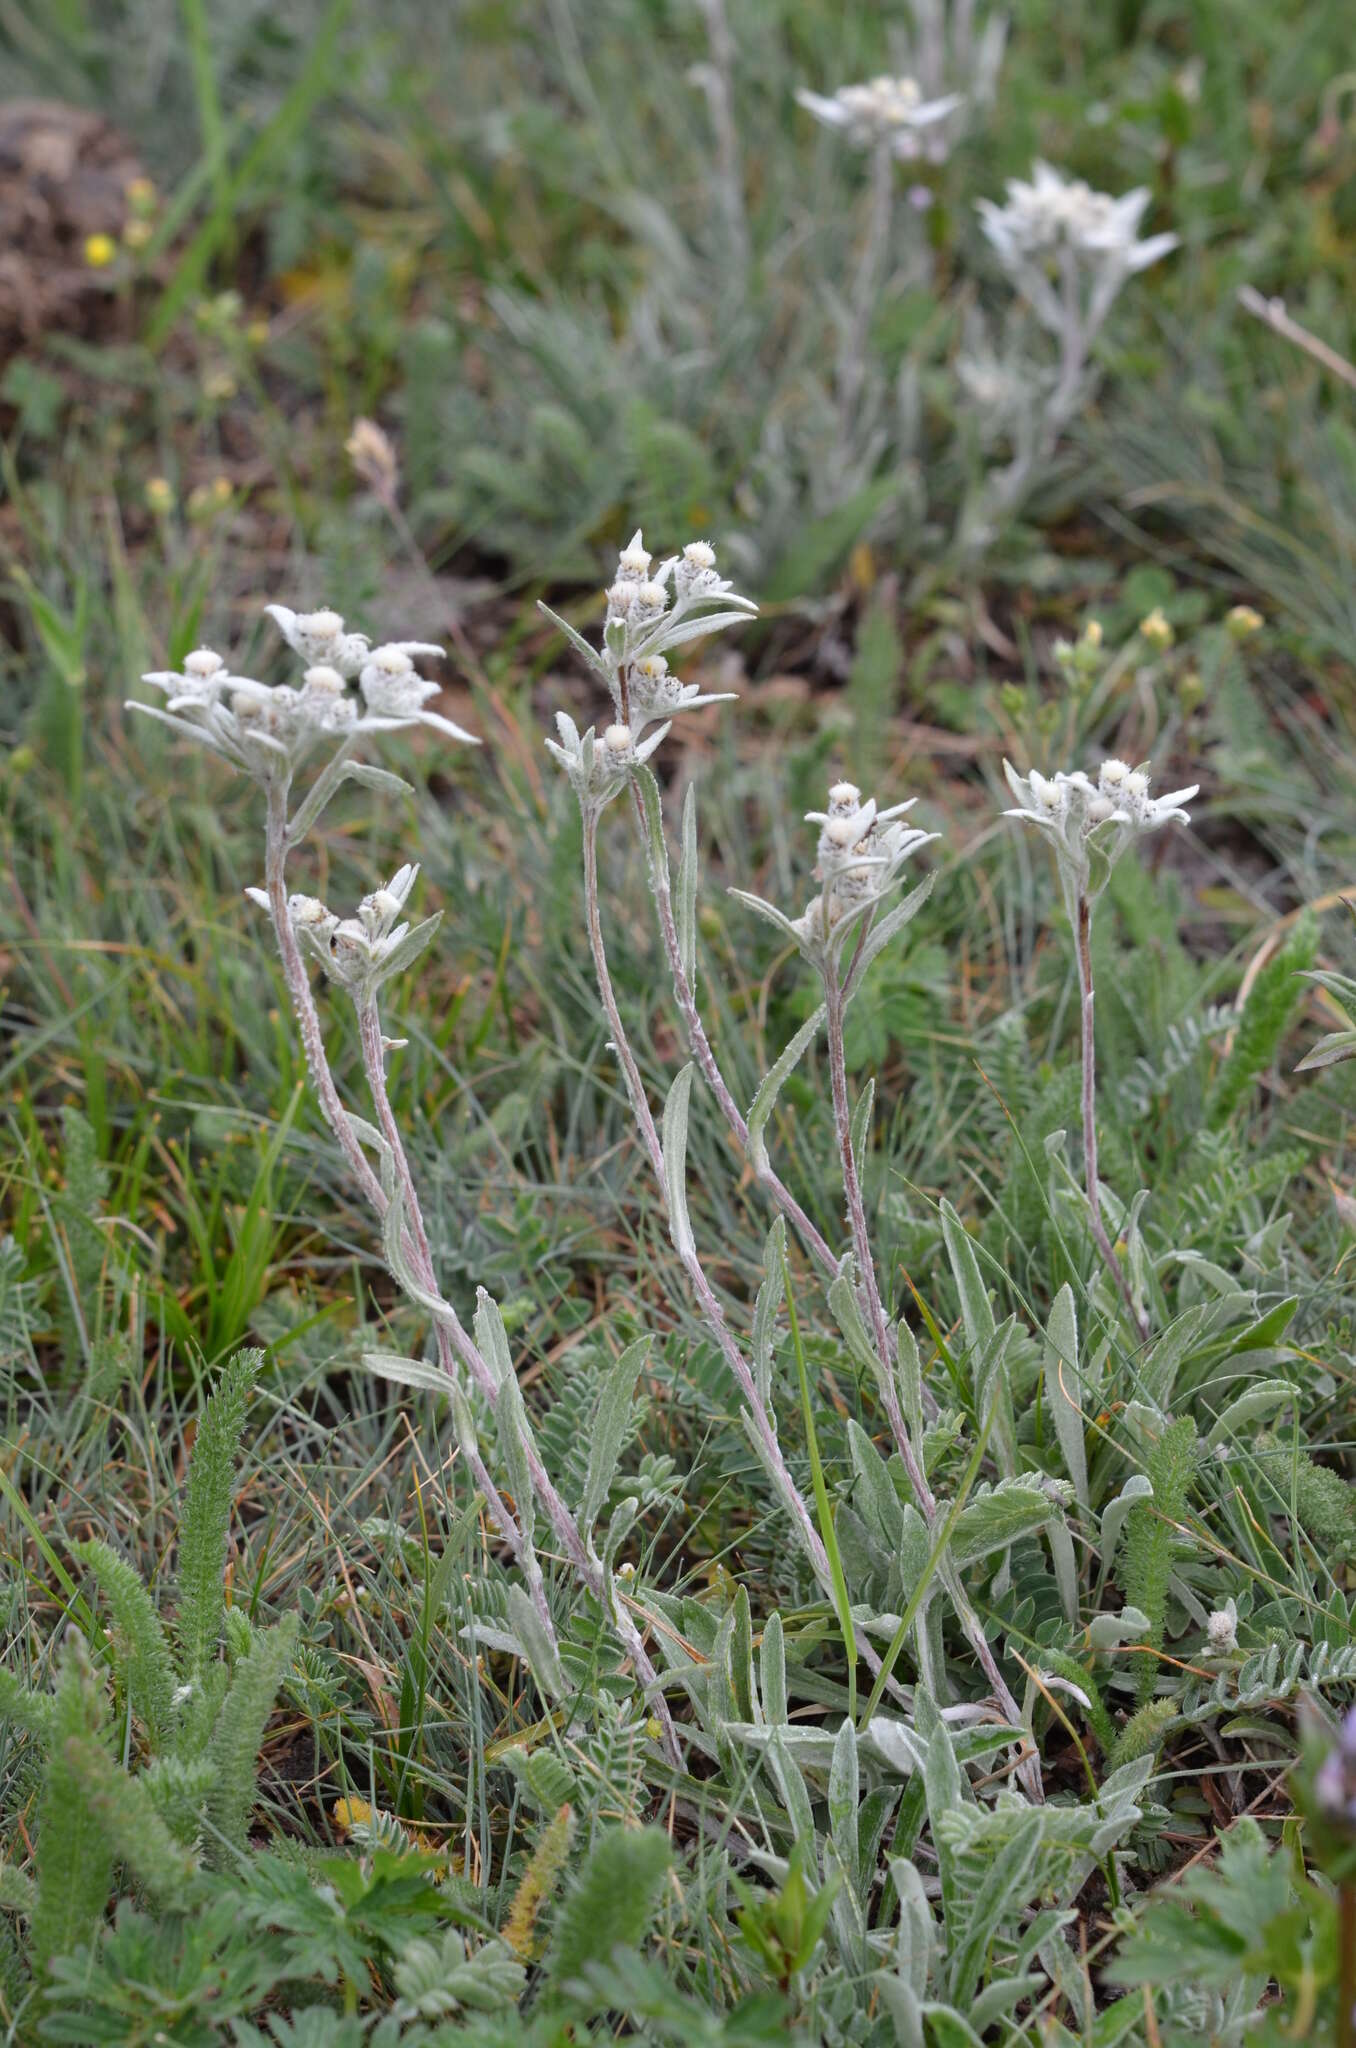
[[84, 233, 117, 269]]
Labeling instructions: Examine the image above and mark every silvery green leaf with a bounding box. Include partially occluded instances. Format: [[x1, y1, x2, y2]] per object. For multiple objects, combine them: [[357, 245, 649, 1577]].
[[765, 1729, 815, 1843], [1205, 1378, 1299, 1449], [761, 1610, 788, 1725], [451, 1386, 478, 1461], [889, 1858, 934, 2000], [896, 1323, 925, 1445], [829, 1718, 860, 1890], [376, 911, 443, 984], [505, 1584, 567, 1703], [846, 874, 936, 991], [752, 1216, 787, 1407], [730, 1583, 754, 1724], [537, 600, 608, 676], [848, 1420, 905, 1548], [1295, 1029, 1356, 1072], [474, 1289, 514, 1390], [1099, 1475, 1153, 1578], [1138, 1304, 1211, 1410], [829, 1257, 882, 1384], [343, 760, 415, 798], [950, 1483, 1053, 1567], [635, 764, 666, 879], [875, 1980, 925, 2048], [580, 1336, 650, 1541], [940, 1200, 996, 1353], [746, 1004, 825, 1174], [1043, 1284, 1087, 1510], [849, 1077, 874, 1186], [948, 1809, 1043, 2007], [676, 781, 698, 986], [972, 1317, 1020, 1480], [661, 1063, 696, 1261], [1087, 1607, 1150, 1650], [728, 886, 806, 952], [1046, 1513, 1079, 1628], [652, 609, 763, 652], [362, 1350, 449, 1399], [494, 1374, 537, 1553], [921, 1718, 963, 1931]]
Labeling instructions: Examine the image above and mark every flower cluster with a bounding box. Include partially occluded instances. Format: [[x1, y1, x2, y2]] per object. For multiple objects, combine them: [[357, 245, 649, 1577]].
[[977, 161, 1177, 334], [1003, 757, 1198, 905], [544, 710, 670, 810], [541, 531, 755, 806], [734, 780, 937, 973], [795, 75, 962, 161], [246, 863, 441, 1003], [129, 606, 476, 782]]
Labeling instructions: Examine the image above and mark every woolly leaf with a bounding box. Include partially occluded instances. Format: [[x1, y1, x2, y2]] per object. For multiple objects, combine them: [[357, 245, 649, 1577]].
[[1043, 1286, 1088, 1510], [661, 1063, 696, 1260], [746, 1007, 826, 1174], [363, 1351, 450, 1398], [676, 781, 698, 986]]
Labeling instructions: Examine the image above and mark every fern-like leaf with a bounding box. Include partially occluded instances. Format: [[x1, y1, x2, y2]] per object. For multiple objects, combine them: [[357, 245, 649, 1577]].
[[1122, 1416, 1197, 1705], [70, 1538, 177, 1753], [176, 1349, 262, 1683], [203, 1614, 298, 1860], [31, 1635, 114, 1977]]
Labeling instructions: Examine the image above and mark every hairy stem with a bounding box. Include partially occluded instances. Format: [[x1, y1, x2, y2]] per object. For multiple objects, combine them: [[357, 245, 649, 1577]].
[[1076, 894, 1148, 1339], [583, 804, 897, 1696], [823, 970, 935, 1515], [354, 998, 550, 1624], [354, 997, 681, 1763], [264, 778, 386, 1214], [630, 784, 939, 1427], [824, 963, 1041, 1797]]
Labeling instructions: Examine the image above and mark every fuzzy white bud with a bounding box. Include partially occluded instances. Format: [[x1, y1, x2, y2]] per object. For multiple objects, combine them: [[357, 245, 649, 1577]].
[[184, 648, 224, 678]]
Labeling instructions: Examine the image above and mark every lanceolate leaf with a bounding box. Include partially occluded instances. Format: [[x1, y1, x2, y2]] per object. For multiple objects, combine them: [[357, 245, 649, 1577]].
[[661, 1063, 696, 1260], [1044, 1285, 1088, 1510], [747, 1007, 825, 1174]]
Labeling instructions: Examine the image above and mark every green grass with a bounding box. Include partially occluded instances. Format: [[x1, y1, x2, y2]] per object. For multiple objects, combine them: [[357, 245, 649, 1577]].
[[2, 0, 1356, 2039]]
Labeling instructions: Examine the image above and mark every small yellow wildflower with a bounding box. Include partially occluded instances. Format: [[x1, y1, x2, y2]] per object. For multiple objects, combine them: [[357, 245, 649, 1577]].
[[1225, 604, 1263, 639], [1138, 607, 1174, 652], [84, 233, 117, 269]]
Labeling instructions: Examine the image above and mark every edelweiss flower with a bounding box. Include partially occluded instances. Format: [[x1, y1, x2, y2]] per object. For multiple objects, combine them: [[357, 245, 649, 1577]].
[[129, 605, 479, 780], [540, 529, 755, 775], [1204, 1600, 1238, 1657], [247, 863, 441, 1000], [1003, 757, 1198, 905], [358, 644, 478, 744], [544, 709, 670, 809], [796, 74, 963, 161], [265, 605, 371, 677], [976, 161, 1176, 346], [732, 780, 937, 972]]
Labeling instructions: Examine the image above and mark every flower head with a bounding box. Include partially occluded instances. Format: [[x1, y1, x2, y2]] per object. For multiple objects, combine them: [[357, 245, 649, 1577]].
[[796, 74, 963, 161], [265, 604, 371, 677], [357, 643, 478, 744], [544, 709, 670, 809], [129, 604, 479, 783], [976, 161, 1176, 339], [1003, 757, 1198, 907], [733, 781, 938, 973], [541, 529, 756, 780], [248, 863, 441, 1001]]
